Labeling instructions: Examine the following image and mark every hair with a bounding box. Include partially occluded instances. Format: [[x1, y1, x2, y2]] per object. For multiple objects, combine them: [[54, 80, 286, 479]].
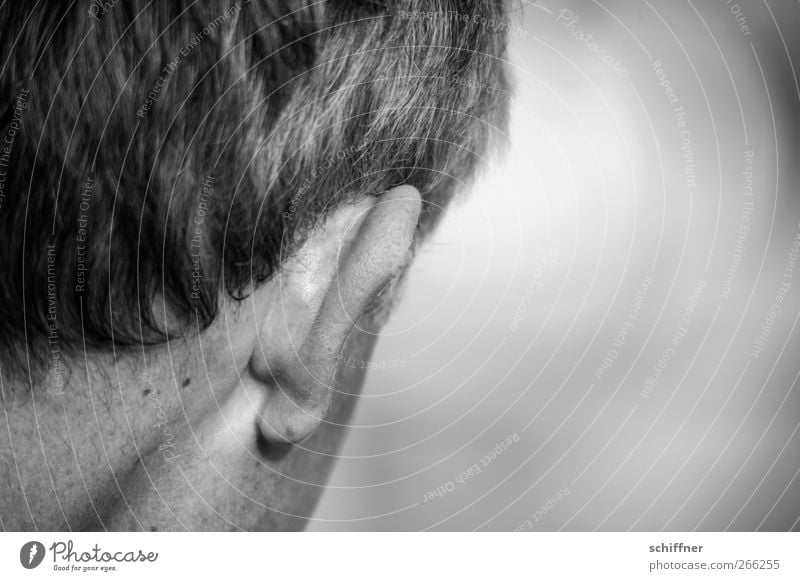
[[0, 0, 511, 388]]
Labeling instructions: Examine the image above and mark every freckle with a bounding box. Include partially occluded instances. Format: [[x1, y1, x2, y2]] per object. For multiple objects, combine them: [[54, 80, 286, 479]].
[[143, 389, 152, 396], [149, 526, 158, 532], [181, 378, 191, 388]]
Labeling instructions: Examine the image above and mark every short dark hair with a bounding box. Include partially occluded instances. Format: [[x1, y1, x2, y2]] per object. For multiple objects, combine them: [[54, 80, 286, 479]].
[[0, 0, 510, 387]]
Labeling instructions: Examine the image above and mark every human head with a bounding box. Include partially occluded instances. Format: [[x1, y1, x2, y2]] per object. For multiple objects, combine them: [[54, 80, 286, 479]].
[[0, 0, 510, 530]]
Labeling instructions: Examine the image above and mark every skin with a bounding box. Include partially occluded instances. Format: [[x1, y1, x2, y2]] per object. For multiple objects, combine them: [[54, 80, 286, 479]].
[[0, 185, 421, 531]]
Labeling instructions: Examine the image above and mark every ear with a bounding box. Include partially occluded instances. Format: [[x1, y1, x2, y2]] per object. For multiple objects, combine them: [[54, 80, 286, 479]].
[[246, 184, 421, 445]]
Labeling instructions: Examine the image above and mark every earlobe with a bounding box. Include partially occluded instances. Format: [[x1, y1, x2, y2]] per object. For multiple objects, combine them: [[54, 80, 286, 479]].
[[246, 184, 422, 446]]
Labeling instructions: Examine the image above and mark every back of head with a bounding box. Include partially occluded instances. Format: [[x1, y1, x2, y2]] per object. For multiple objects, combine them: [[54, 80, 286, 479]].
[[0, 0, 510, 389]]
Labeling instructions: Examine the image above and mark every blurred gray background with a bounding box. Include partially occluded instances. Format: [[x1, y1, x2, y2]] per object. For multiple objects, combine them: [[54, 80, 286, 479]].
[[310, 0, 800, 531]]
